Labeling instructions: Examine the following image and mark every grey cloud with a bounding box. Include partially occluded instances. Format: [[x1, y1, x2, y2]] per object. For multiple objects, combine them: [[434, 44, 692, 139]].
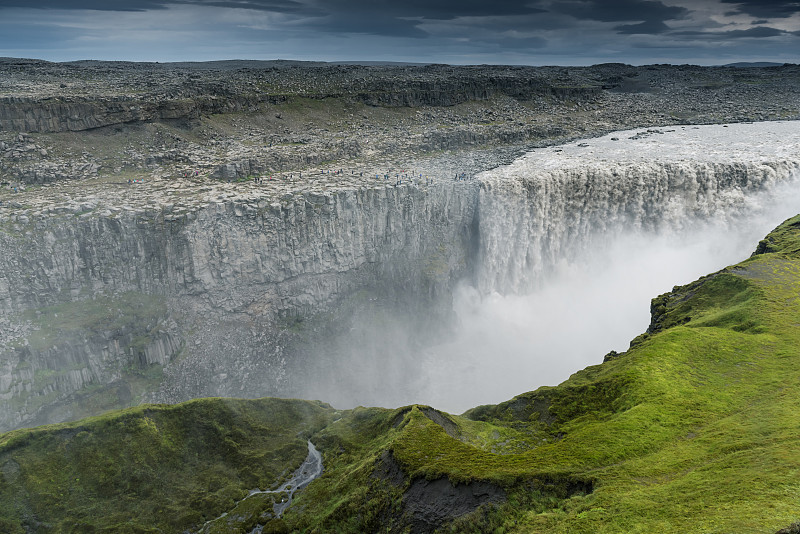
[[674, 25, 789, 39], [615, 20, 670, 34], [441, 11, 580, 32], [0, 0, 685, 41], [294, 0, 549, 39], [316, 0, 547, 20], [1, 0, 798, 64], [0, 0, 548, 40], [723, 26, 790, 37], [280, 0, 552, 41], [429, 21, 552, 49], [549, 0, 687, 23], [184, 0, 315, 13], [549, 0, 687, 38], [0, 0, 313, 13], [0, 0, 546, 18], [720, 0, 800, 19], [0, 0, 169, 10], [303, 13, 428, 38]]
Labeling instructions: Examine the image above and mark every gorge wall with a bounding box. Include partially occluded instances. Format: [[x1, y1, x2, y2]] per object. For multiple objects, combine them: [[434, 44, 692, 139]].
[[0, 183, 477, 430], [1, 122, 799, 431], [0, 59, 616, 134], [0, 77, 598, 135]]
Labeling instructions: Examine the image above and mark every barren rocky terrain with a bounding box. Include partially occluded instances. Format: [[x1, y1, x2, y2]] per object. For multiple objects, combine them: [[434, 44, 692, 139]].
[[1, 59, 798, 194]]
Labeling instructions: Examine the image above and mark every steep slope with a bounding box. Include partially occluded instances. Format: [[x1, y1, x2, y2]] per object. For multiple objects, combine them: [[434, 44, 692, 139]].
[[2, 215, 800, 533]]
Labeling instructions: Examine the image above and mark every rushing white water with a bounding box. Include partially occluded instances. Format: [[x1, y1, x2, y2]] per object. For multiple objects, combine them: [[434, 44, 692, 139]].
[[302, 121, 800, 414], [416, 176, 800, 412], [475, 122, 800, 295], [417, 122, 800, 413]]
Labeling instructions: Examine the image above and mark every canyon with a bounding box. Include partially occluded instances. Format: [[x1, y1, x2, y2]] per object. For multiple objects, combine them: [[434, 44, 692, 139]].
[[1, 60, 799, 431]]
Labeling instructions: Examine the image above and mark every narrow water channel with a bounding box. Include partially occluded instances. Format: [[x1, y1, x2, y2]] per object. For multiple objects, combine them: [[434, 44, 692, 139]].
[[199, 440, 322, 533]]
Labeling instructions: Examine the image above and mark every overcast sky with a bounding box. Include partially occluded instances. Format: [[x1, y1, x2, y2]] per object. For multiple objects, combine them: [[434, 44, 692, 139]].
[[0, 0, 797, 65]]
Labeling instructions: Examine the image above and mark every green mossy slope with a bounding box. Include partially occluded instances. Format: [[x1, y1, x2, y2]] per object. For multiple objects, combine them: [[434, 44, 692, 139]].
[[0, 398, 334, 533], [3, 215, 800, 533]]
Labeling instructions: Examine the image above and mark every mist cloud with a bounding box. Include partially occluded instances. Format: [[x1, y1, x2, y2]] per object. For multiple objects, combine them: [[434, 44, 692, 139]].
[[301, 174, 800, 414]]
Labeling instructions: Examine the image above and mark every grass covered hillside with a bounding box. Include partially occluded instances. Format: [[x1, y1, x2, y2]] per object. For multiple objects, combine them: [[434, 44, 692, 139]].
[[0, 398, 335, 533], [3, 215, 800, 533]]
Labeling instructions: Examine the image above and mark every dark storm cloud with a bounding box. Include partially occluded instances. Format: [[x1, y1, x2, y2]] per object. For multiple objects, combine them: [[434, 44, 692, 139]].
[[0, 0, 168, 9], [615, 20, 671, 34], [546, 0, 687, 37], [675, 25, 791, 39], [185, 0, 315, 13], [720, 0, 800, 19], [0, 0, 797, 64], [0, 0, 548, 39], [296, 1, 548, 39], [549, 0, 687, 23], [0, 0, 313, 13], [433, 11, 578, 33], [306, 0, 546, 20], [0, 0, 545, 18]]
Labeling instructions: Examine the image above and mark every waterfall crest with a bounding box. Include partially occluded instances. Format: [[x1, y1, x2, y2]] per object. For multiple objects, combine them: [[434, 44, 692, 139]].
[[474, 123, 800, 295]]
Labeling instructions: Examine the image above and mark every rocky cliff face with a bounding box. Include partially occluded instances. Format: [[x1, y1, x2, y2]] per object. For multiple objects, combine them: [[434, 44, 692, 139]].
[[0, 61, 604, 134], [0, 183, 477, 430], [0, 93, 287, 135], [0, 79, 594, 135], [2, 60, 798, 198]]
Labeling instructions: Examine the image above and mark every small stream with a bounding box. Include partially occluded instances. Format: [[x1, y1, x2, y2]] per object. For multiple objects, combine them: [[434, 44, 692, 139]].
[[256, 440, 323, 518], [199, 440, 323, 533]]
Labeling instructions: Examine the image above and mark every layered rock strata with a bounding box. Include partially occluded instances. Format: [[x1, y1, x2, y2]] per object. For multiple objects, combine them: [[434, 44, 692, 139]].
[[0, 181, 477, 430]]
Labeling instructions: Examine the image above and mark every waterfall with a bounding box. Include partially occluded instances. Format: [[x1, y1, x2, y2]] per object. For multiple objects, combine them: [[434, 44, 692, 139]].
[[413, 122, 800, 413], [474, 124, 800, 295]]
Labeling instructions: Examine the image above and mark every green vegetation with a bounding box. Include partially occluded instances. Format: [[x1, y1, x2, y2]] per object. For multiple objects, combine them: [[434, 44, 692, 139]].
[[0, 398, 334, 533], [4, 216, 800, 532]]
